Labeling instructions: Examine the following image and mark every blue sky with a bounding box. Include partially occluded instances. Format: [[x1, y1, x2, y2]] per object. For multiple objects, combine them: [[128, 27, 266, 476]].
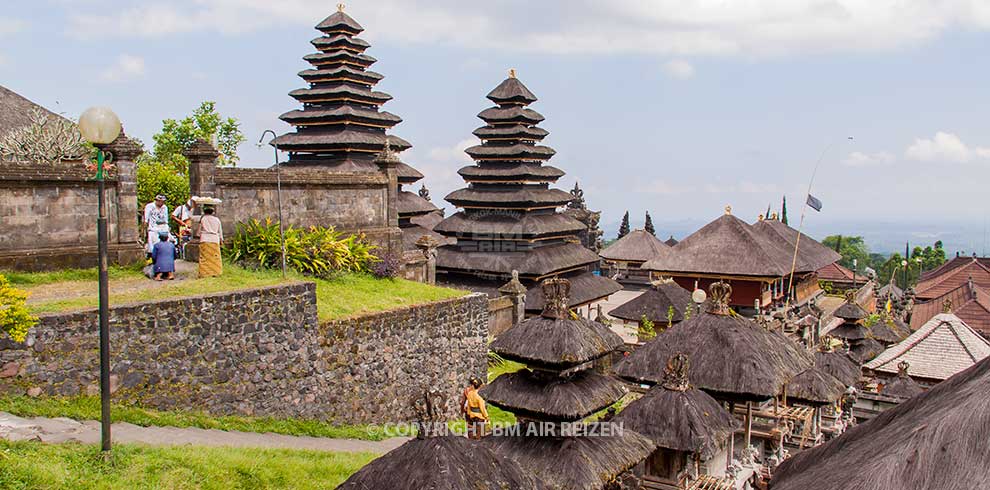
[[3, 1, 990, 253]]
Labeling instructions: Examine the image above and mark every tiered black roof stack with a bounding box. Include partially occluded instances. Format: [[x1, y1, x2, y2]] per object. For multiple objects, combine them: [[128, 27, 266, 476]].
[[272, 5, 415, 173], [435, 72, 620, 311], [481, 277, 654, 490]]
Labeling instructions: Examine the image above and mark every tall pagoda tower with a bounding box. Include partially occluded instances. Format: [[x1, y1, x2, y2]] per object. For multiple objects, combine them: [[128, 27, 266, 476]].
[[434, 72, 620, 312], [272, 5, 415, 173]]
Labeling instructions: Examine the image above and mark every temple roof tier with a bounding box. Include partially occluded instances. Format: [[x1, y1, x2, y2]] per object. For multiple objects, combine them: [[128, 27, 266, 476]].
[[457, 163, 564, 182], [437, 242, 599, 278], [433, 211, 586, 239], [303, 50, 376, 69], [271, 131, 411, 153], [473, 125, 549, 141], [785, 366, 846, 406], [298, 67, 384, 86], [315, 10, 364, 35], [608, 280, 693, 323], [477, 106, 545, 125], [289, 85, 392, 105], [599, 229, 671, 263], [278, 107, 401, 128], [524, 271, 621, 312], [397, 191, 437, 216], [814, 350, 861, 387], [465, 143, 556, 161], [486, 76, 538, 105], [490, 319, 624, 370], [395, 162, 424, 183], [311, 34, 370, 53], [445, 187, 573, 209], [481, 369, 627, 421]]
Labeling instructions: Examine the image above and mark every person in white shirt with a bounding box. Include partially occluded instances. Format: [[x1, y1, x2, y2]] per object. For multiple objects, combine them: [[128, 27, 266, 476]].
[[143, 195, 169, 255], [171, 199, 196, 246]]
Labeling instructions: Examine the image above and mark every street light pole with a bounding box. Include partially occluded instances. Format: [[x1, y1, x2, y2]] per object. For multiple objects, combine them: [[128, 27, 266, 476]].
[[259, 130, 286, 278], [78, 107, 122, 456]]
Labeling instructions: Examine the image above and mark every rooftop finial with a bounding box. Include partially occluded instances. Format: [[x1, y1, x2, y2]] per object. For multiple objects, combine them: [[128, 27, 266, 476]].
[[897, 360, 910, 378], [337, 3, 345, 12], [540, 276, 571, 319], [707, 281, 732, 315], [942, 299, 953, 313], [509, 68, 517, 78], [661, 353, 690, 391], [374, 139, 399, 165], [724, 205, 732, 215]]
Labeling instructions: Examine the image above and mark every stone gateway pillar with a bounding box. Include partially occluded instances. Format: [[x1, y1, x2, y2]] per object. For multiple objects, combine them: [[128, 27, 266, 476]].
[[106, 130, 143, 247], [183, 139, 220, 262]]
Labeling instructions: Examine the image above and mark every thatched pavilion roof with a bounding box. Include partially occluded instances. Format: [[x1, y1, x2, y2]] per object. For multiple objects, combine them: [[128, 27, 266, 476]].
[[785, 366, 845, 406], [615, 282, 814, 401], [480, 368, 627, 421], [523, 271, 621, 313], [491, 277, 624, 369], [599, 229, 670, 263], [751, 218, 841, 273], [484, 432, 655, 490], [878, 361, 925, 400], [642, 211, 793, 278], [832, 296, 869, 322], [827, 321, 870, 341], [664, 235, 679, 247], [814, 350, 861, 387], [608, 280, 693, 323], [770, 356, 990, 490], [849, 338, 884, 364], [613, 354, 738, 459], [868, 319, 907, 345], [337, 435, 549, 490]]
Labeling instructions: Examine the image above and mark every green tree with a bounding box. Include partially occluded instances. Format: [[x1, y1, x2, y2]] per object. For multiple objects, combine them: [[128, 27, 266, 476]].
[[822, 235, 870, 270], [618, 211, 630, 239], [151, 101, 245, 173], [781, 196, 788, 225], [644, 211, 656, 236]]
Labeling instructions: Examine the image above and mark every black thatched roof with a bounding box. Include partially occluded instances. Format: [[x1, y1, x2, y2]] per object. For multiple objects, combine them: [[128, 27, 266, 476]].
[[487, 74, 538, 104], [814, 350, 861, 387], [473, 124, 549, 141], [827, 321, 870, 341], [444, 187, 573, 209], [614, 354, 738, 459], [523, 271, 621, 312], [664, 235, 679, 247], [395, 161, 423, 183], [337, 435, 549, 490], [869, 320, 907, 345], [771, 356, 990, 490], [458, 163, 564, 182], [785, 366, 845, 406], [599, 229, 671, 263], [397, 190, 438, 216], [880, 363, 925, 400], [642, 212, 792, 278], [849, 338, 884, 364], [484, 432, 655, 490], [434, 211, 585, 239], [615, 282, 814, 401], [316, 9, 363, 35], [608, 280, 692, 323], [401, 224, 450, 252], [833, 298, 868, 321], [490, 315, 623, 370], [480, 368, 627, 421], [438, 242, 599, 277], [0, 85, 72, 136], [751, 218, 841, 273], [478, 106, 545, 125]]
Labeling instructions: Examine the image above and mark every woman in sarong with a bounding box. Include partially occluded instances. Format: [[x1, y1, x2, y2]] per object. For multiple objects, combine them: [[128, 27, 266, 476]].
[[198, 205, 223, 277]]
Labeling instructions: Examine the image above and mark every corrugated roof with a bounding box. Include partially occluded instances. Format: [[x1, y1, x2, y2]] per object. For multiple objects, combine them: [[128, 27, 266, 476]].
[[865, 313, 990, 381]]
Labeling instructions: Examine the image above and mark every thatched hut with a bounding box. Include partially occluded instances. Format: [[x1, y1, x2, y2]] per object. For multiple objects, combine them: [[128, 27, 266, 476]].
[[878, 361, 925, 400], [599, 229, 671, 284], [607, 279, 692, 327], [482, 277, 654, 490], [613, 353, 739, 488], [849, 338, 884, 364], [785, 366, 844, 407], [337, 391, 549, 490], [814, 349, 861, 387], [770, 356, 990, 490]]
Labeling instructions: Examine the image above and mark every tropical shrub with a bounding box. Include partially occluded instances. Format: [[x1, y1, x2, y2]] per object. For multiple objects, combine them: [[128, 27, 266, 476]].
[[0, 274, 37, 342], [136, 156, 190, 213], [638, 315, 656, 341], [370, 253, 401, 279], [225, 219, 379, 277]]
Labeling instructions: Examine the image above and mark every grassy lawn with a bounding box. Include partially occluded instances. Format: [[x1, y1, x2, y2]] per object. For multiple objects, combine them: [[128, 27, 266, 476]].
[[0, 395, 392, 441], [5, 265, 465, 321], [0, 440, 374, 490]]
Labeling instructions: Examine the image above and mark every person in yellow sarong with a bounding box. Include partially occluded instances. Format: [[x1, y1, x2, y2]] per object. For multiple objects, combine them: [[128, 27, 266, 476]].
[[198, 205, 223, 278], [463, 377, 489, 439]]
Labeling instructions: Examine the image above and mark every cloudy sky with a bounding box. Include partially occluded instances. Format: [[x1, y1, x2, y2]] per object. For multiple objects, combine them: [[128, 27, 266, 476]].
[[3, 1, 989, 252]]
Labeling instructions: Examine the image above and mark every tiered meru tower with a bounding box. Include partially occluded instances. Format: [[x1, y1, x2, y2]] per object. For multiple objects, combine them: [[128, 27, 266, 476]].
[[435, 72, 620, 312]]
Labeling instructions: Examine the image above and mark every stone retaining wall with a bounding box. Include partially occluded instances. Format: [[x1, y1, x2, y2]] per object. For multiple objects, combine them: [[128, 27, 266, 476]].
[[0, 283, 488, 424]]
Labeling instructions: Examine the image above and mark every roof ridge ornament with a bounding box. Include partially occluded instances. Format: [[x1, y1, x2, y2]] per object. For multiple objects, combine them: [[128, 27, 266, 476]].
[[707, 281, 732, 315], [897, 360, 910, 378], [374, 139, 399, 165], [942, 299, 953, 314], [337, 3, 345, 12], [540, 276, 570, 319], [724, 205, 732, 215], [509, 68, 517, 78], [661, 353, 690, 392]]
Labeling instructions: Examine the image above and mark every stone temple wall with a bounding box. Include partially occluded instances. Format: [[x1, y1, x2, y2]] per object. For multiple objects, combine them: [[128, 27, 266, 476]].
[[0, 282, 489, 424], [0, 161, 143, 271]]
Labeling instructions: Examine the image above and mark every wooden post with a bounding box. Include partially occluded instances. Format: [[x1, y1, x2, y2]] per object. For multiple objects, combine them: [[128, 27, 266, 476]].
[[745, 401, 753, 451], [728, 401, 735, 470]]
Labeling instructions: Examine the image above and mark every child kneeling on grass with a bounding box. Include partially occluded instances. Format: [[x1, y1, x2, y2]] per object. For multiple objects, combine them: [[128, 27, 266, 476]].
[[152, 232, 176, 281]]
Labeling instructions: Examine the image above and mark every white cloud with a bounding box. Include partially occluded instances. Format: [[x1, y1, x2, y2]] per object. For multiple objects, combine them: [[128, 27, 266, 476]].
[[101, 54, 147, 82], [64, 1, 990, 58], [842, 151, 895, 166], [426, 138, 474, 163], [904, 131, 990, 163], [662, 59, 695, 79]]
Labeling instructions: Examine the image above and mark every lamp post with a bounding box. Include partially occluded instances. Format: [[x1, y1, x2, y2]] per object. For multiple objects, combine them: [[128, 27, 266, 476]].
[[258, 130, 286, 278], [78, 107, 122, 455]]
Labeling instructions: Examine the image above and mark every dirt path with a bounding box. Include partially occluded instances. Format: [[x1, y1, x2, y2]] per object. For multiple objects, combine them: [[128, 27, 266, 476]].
[[0, 412, 406, 454], [24, 261, 199, 305]]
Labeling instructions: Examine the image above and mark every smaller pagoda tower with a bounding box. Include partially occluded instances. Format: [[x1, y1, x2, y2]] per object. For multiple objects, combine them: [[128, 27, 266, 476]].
[[481, 277, 654, 490]]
